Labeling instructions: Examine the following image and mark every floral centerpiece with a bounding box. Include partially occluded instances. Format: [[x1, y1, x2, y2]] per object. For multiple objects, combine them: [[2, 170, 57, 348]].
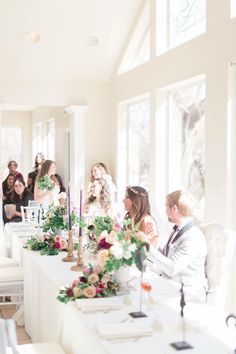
[[24, 234, 68, 255], [35, 175, 54, 191], [83, 216, 148, 273], [57, 264, 119, 303], [41, 205, 79, 234]]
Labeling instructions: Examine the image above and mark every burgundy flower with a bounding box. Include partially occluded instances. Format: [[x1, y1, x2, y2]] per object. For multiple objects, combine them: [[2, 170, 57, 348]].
[[99, 238, 111, 249], [66, 288, 73, 297], [79, 276, 87, 283]]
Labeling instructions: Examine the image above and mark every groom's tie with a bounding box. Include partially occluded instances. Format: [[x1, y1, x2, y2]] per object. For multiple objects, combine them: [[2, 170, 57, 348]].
[[165, 225, 178, 256]]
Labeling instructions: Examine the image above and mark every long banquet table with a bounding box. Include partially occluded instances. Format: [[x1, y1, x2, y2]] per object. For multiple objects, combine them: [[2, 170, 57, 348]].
[[6, 223, 236, 354]]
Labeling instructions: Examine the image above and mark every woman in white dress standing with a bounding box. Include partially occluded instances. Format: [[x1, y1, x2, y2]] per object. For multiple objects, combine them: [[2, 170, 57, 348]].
[[34, 160, 60, 209]]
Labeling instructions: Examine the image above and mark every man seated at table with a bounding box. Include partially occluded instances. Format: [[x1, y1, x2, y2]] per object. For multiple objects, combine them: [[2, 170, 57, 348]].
[[147, 190, 208, 301]]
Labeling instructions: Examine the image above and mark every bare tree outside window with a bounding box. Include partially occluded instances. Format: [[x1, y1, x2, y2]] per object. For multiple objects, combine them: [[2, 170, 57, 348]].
[[128, 100, 150, 191], [170, 82, 205, 216]]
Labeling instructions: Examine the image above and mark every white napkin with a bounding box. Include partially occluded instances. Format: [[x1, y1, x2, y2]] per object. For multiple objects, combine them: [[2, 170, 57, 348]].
[[97, 322, 153, 339], [76, 297, 124, 312]]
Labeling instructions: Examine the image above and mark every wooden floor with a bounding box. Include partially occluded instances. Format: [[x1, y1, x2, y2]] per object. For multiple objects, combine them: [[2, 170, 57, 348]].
[[0, 304, 31, 345]]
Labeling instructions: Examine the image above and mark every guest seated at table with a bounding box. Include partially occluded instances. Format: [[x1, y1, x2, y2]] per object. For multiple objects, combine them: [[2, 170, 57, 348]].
[[147, 190, 208, 300], [123, 185, 159, 247], [84, 177, 118, 219], [4, 177, 33, 223], [89, 162, 117, 202], [2, 173, 16, 201], [27, 152, 45, 194], [34, 160, 60, 208]]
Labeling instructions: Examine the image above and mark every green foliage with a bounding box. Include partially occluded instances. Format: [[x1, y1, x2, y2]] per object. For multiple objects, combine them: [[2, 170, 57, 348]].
[[35, 175, 54, 191], [41, 205, 79, 234]]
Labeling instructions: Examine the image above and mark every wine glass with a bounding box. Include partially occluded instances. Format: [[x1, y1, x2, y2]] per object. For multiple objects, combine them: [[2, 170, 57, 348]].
[[141, 274, 153, 309]]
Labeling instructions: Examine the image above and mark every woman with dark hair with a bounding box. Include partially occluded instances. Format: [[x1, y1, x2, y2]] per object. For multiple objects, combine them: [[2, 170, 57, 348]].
[[123, 185, 159, 246], [34, 160, 59, 208], [84, 177, 118, 218], [4, 177, 33, 223], [27, 152, 45, 193], [2, 173, 16, 201]]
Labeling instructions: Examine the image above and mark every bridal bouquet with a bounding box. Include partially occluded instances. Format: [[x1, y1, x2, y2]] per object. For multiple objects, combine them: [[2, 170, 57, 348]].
[[41, 205, 79, 234], [24, 234, 68, 255], [57, 264, 118, 303], [84, 216, 148, 273], [35, 175, 54, 191]]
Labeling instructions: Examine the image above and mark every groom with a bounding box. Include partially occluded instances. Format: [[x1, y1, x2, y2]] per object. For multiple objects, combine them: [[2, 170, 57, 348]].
[[148, 190, 208, 300]]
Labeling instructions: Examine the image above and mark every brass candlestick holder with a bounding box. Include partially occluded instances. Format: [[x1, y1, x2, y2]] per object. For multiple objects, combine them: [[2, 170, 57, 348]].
[[71, 234, 84, 271], [62, 229, 77, 262]]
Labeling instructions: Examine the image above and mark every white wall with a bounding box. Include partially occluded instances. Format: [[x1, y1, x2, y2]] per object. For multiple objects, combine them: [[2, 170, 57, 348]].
[[109, 0, 236, 228], [0, 80, 112, 196], [1, 111, 32, 180]]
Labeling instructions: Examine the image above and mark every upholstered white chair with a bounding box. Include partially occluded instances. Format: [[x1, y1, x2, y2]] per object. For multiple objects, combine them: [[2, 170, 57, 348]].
[[0, 266, 23, 307], [0, 257, 18, 268], [199, 222, 236, 309], [6, 343, 66, 354]]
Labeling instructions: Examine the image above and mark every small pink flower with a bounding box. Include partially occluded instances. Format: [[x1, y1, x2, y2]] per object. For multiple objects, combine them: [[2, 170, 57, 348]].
[[83, 286, 96, 298], [54, 235, 62, 242], [93, 265, 102, 274], [72, 279, 80, 288], [113, 223, 122, 231], [83, 267, 91, 275]]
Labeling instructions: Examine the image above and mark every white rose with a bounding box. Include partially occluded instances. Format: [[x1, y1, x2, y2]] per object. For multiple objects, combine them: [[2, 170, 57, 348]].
[[109, 244, 124, 259], [123, 243, 137, 260]]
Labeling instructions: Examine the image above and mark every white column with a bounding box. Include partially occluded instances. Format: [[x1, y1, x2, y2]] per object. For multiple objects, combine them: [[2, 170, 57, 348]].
[[226, 64, 236, 229], [64, 105, 89, 206]]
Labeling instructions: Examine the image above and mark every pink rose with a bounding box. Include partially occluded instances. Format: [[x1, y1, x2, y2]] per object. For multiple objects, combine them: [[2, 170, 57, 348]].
[[83, 286, 96, 298]]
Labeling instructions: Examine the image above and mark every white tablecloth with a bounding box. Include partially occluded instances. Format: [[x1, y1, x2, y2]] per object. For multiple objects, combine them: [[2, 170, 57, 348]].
[[8, 227, 235, 354]]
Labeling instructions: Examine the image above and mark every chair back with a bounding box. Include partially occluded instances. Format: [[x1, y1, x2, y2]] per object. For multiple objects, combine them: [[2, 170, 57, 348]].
[[20, 206, 41, 224], [199, 222, 236, 309], [28, 200, 38, 207]]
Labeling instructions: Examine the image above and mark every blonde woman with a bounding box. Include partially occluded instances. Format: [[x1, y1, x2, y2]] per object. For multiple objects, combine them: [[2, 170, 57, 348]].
[[84, 178, 118, 219], [89, 162, 117, 202]]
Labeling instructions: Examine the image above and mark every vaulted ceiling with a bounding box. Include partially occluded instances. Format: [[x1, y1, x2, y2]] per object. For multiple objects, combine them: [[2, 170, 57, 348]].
[[0, 0, 141, 82]]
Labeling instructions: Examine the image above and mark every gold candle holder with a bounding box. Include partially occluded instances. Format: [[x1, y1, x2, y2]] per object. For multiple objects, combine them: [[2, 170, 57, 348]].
[[63, 229, 77, 262], [71, 234, 84, 271]]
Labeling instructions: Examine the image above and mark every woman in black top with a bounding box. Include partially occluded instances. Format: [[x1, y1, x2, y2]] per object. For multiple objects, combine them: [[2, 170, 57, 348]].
[[4, 177, 33, 223]]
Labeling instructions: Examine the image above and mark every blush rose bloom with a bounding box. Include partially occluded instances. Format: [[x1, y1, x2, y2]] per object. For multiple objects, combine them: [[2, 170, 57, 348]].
[[73, 287, 83, 297], [88, 273, 99, 284], [83, 286, 96, 298]]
